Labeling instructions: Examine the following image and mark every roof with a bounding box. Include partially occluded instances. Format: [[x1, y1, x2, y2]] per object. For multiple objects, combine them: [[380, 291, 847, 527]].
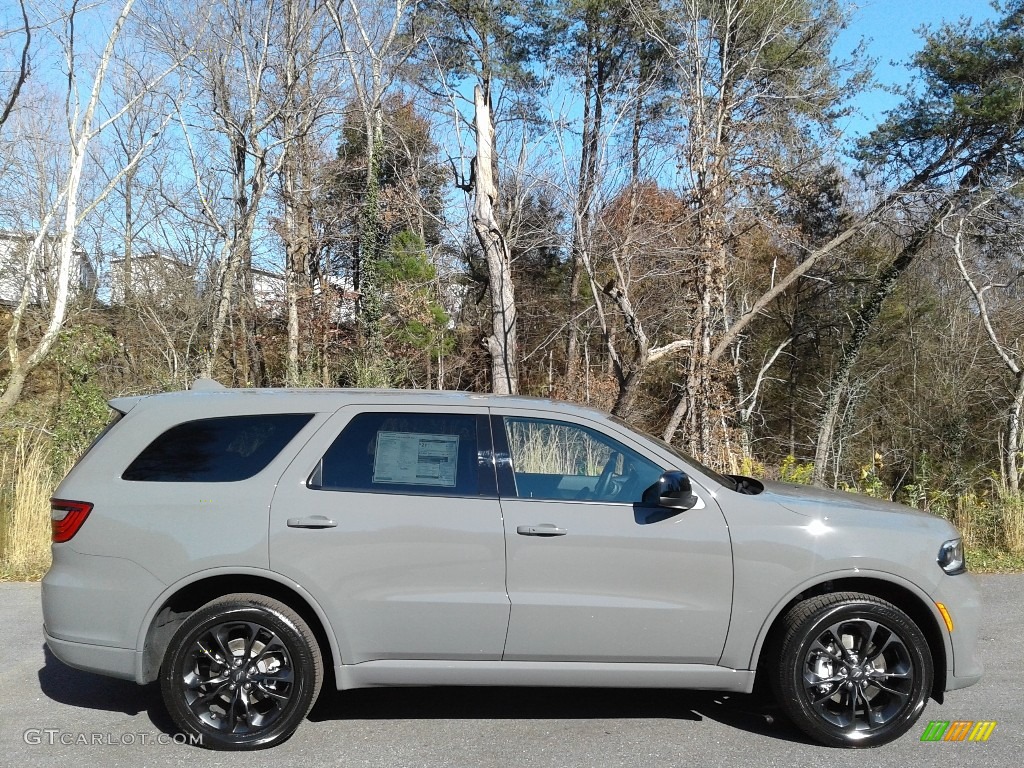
[[109, 385, 616, 422]]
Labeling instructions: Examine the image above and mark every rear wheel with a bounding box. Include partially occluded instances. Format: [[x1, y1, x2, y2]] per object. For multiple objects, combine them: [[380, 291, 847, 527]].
[[160, 593, 323, 750], [772, 592, 932, 747]]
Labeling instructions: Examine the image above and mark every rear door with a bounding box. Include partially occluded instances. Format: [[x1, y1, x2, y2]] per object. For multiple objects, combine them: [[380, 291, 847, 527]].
[[270, 405, 510, 663], [494, 409, 734, 664]]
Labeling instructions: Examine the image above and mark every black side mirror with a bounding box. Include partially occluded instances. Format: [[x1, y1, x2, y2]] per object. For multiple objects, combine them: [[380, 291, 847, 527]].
[[642, 470, 698, 511]]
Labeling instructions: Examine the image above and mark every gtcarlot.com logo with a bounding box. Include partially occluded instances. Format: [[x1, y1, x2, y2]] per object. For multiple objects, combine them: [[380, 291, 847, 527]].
[[920, 720, 997, 742], [23, 729, 202, 746]]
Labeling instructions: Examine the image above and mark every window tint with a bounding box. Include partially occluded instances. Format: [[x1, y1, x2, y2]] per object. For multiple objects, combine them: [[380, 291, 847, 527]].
[[123, 414, 312, 482], [313, 412, 491, 496], [503, 417, 662, 503]]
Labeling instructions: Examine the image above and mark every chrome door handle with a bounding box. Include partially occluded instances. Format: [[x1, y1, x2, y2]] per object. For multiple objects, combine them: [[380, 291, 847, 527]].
[[287, 515, 337, 529], [517, 524, 568, 537]]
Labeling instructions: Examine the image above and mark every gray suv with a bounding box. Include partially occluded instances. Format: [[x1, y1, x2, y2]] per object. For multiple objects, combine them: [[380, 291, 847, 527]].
[[42, 383, 982, 750]]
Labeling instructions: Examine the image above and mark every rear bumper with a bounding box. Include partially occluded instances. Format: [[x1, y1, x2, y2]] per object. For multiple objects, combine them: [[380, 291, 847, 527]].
[[43, 627, 137, 681]]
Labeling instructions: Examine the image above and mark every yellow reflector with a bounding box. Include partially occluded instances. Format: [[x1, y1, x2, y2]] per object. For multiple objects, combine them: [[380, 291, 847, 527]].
[[936, 602, 954, 632]]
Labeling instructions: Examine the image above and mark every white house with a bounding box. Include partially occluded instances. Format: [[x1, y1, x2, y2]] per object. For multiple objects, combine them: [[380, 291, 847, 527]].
[[110, 253, 197, 305], [0, 231, 97, 308]]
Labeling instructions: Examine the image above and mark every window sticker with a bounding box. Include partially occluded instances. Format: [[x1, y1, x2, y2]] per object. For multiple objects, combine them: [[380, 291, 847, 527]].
[[372, 431, 459, 487]]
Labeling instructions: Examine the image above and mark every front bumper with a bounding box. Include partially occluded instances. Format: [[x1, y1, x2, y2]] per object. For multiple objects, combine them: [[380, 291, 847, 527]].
[[935, 572, 984, 691]]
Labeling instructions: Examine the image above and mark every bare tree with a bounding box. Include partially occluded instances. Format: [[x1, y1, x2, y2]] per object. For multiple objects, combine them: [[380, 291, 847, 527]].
[[163, 0, 305, 382], [0, 0, 31, 132], [1, 0, 181, 419], [945, 194, 1024, 492], [275, 0, 336, 385]]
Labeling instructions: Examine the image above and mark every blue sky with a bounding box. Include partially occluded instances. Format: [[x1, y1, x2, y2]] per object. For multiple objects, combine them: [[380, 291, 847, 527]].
[[834, 0, 999, 138]]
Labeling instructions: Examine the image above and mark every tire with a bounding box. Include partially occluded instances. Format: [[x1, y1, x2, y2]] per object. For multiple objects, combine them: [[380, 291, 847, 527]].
[[771, 592, 933, 748], [160, 593, 323, 750]]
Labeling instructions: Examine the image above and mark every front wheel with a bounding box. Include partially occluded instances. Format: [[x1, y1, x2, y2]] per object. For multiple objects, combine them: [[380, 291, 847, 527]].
[[772, 592, 933, 748], [160, 593, 323, 750]]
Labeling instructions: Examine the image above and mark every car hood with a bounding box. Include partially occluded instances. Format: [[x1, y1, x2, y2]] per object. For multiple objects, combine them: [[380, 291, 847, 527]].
[[757, 479, 938, 523]]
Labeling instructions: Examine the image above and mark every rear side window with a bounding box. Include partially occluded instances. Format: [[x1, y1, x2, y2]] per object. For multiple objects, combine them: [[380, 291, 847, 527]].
[[311, 411, 494, 497], [123, 414, 312, 482]]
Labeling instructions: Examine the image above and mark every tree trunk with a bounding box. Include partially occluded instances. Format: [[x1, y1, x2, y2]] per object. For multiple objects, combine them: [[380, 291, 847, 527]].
[[565, 54, 605, 378], [472, 83, 517, 395], [1007, 372, 1024, 493], [811, 231, 929, 485]]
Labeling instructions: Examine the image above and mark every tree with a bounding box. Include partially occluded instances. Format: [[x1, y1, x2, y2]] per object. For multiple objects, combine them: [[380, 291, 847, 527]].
[[273, 0, 336, 385], [811, 2, 1024, 484], [945, 192, 1024, 492], [1, 0, 181, 419], [327, 0, 418, 357], [415, 0, 551, 394], [0, 0, 30, 132], [634, 0, 860, 458]]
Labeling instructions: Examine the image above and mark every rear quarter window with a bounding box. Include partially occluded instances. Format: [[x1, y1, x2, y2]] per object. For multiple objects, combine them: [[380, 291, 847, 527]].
[[122, 413, 312, 482]]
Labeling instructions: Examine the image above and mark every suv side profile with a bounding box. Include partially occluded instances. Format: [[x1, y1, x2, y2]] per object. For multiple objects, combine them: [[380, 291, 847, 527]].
[[42, 383, 982, 750]]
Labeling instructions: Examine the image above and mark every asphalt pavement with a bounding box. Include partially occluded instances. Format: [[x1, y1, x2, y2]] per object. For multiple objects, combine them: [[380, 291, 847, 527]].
[[1, 576, 1020, 768]]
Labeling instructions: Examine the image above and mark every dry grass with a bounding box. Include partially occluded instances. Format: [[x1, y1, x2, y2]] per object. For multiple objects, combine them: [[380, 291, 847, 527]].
[[0, 431, 58, 581], [506, 419, 610, 476], [1001, 494, 1024, 555]]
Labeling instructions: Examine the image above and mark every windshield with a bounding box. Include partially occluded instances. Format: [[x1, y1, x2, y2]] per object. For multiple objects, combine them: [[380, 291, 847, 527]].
[[607, 415, 739, 492]]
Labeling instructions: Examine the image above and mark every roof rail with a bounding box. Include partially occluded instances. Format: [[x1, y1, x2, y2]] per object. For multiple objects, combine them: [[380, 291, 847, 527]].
[[190, 378, 226, 391]]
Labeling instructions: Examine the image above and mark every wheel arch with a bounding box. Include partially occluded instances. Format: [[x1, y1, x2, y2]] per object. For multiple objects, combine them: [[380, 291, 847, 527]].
[[750, 572, 948, 702], [136, 568, 340, 686]]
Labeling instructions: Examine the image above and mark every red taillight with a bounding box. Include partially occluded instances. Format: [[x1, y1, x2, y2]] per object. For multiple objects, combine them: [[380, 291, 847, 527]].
[[50, 499, 94, 543]]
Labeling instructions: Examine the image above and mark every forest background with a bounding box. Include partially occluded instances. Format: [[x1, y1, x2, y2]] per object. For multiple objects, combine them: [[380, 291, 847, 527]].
[[2, 0, 1024, 579]]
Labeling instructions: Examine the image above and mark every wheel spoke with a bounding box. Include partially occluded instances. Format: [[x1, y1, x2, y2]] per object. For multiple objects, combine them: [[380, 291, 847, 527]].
[[252, 667, 293, 685], [255, 682, 290, 701], [870, 679, 910, 700], [859, 686, 876, 724], [242, 623, 262, 661], [872, 668, 911, 680], [810, 686, 841, 705], [865, 634, 900, 666], [249, 634, 286, 666], [844, 687, 858, 730], [193, 680, 232, 706], [808, 637, 844, 665], [225, 687, 241, 732], [822, 626, 856, 663], [213, 626, 233, 659]]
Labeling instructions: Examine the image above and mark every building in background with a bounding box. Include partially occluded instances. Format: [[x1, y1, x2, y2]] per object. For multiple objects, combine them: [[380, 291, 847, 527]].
[[0, 231, 97, 308]]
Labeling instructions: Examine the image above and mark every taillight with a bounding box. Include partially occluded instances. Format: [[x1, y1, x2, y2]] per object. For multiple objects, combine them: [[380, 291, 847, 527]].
[[50, 499, 94, 543]]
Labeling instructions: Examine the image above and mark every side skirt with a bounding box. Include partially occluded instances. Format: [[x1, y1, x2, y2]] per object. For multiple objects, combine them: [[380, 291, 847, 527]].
[[336, 660, 754, 693]]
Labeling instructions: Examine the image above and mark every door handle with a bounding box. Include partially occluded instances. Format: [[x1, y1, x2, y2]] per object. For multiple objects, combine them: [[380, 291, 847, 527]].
[[517, 524, 568, 537], [287, 515, 337, 529]]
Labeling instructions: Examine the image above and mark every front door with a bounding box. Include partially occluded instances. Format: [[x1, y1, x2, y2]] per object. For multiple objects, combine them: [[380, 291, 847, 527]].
[[494, 410, 733, 664]]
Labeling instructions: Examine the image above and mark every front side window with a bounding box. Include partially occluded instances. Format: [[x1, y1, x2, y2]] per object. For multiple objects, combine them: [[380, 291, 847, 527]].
[[312, 411, 492, 497], [503, 417, 662, 503], [123, 413, 312, 482]]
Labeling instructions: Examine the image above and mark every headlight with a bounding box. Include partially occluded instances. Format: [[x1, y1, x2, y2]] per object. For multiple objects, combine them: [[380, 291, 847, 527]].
[[938, 538, 966, 575]]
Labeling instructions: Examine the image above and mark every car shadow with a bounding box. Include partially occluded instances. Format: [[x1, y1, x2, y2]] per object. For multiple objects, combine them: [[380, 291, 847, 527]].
[[308, 686, 815, 745], [38, 645, 177, 734], [39, 647, 813, 746]]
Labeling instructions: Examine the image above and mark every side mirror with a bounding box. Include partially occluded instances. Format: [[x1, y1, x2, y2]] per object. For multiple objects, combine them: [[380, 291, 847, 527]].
[[642, 470, 698, 511]]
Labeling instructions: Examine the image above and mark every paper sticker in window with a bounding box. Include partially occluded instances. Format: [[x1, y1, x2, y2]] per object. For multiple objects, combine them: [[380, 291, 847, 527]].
[[372, 431, 459, 487]]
